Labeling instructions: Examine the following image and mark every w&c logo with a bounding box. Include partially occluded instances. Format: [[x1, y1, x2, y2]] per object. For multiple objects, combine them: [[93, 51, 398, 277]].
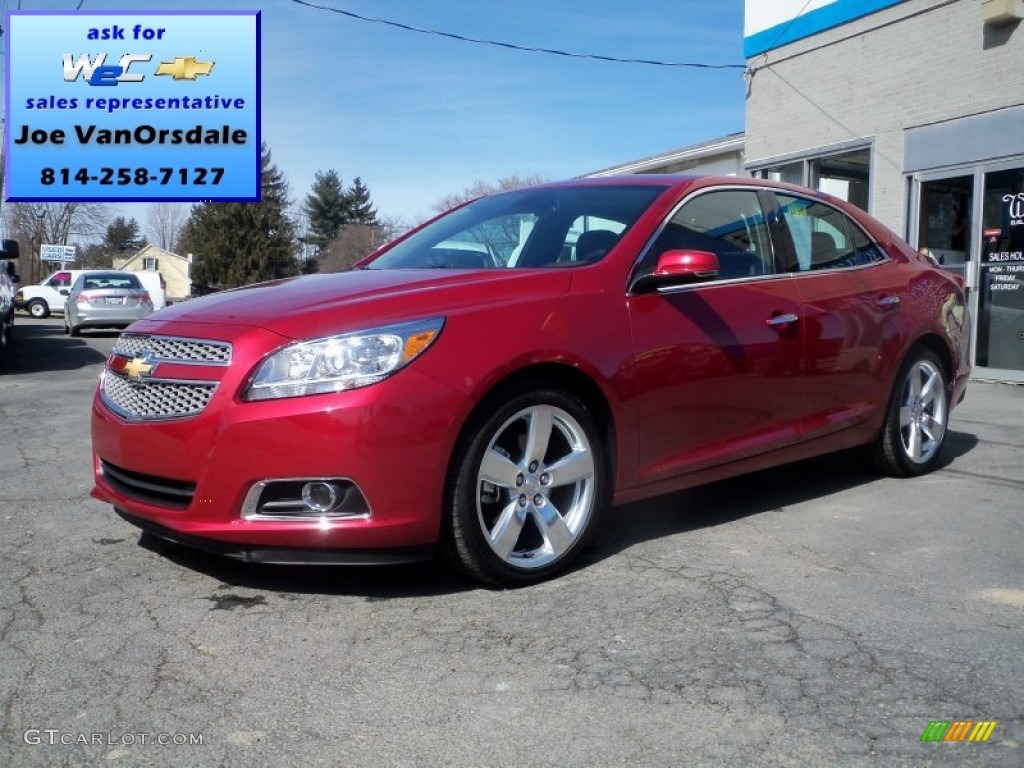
[[62, 54, 215, 85], [63, 53, 152, 85]]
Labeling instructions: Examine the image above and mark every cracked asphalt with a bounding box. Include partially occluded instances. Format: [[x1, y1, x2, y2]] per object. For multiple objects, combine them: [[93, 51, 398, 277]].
[[1, 318, 1022, 767]]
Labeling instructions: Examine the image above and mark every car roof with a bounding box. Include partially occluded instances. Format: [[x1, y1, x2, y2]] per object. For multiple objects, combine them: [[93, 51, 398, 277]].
[[540, 174, 860, 216], [497, 174, 845, 202]]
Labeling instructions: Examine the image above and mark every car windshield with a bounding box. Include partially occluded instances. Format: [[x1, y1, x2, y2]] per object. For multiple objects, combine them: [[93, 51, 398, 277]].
[[367, 184, 668, 270]]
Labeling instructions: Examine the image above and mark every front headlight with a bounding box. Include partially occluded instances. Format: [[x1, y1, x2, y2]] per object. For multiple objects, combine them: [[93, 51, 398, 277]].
[[243, 317, 444, 401]]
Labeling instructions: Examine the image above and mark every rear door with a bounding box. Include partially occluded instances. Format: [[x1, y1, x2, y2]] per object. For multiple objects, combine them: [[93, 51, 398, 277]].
[[627, 187, 806, 485], [768, 192, 905, 436]]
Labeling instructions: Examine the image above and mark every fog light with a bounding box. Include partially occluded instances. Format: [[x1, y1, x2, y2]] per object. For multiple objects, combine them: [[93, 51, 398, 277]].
[[301, 481, 340, 512]]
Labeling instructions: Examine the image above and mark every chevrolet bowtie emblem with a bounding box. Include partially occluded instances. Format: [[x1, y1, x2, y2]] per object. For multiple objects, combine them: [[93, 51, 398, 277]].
[[154, 56, 215, 80], [124, 354, 157, 382]]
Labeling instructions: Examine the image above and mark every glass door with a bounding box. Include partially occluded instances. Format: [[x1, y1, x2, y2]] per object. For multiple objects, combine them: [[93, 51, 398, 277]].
[[916, 175, 973, 284], [977, 167, 1024, 373]]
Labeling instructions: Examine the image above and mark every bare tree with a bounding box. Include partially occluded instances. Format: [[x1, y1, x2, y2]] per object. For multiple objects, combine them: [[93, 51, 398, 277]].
[[318, 217, 406, 273], [433, 174, 547, 213], [146, 202, 190, 251], [3, 202, 109, 284]]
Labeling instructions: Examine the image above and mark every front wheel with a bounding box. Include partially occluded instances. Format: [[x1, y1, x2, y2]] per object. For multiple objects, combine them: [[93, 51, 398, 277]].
[[27, 300, 49, 319], [445, 387, 609, 586], [871, 350, 949, 477]]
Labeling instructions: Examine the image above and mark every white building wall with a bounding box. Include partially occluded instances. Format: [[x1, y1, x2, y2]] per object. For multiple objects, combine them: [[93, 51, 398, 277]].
[[745, 0, 1024, 232]]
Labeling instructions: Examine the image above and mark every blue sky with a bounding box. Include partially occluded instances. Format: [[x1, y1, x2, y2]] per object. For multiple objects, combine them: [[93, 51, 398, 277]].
[[4, 0, 746, 229]]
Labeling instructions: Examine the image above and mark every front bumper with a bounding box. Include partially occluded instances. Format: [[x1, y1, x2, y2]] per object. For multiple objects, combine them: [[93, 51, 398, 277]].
[[91, 328, 466, 555]]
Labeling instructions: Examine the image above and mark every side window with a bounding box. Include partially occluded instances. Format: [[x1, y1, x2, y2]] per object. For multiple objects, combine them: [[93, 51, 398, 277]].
[[776, 195, 884, 271], [645, 190, 773, 280], [46, 272, 71, 288]]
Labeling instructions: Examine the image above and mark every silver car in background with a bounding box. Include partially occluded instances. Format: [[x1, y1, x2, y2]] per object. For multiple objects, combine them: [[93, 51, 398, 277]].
[[63, 271, 154, 336]]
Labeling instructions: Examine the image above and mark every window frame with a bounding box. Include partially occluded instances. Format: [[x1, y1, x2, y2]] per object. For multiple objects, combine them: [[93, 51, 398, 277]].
[[628, 185, 785, 294], [764, 190, 889, 274]]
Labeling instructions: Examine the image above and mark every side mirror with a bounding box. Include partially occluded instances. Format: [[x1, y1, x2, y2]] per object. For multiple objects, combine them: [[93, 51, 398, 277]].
[[0, 239, 20, 262], [4, 260, 17, 280], [632, 250, 720, 293]]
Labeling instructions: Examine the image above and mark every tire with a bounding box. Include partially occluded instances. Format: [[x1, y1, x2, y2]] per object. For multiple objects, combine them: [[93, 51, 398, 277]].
[[27, 300, 50, 319], [871, 349, 949, 477], [444, 387, 609, 586], [69, 324, 81, 337]]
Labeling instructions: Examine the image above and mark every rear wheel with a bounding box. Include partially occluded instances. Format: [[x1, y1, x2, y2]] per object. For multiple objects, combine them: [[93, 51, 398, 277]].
[[27, 300, 49, 319], [445, 387, 608, 586], [871, 349, 949, 477]]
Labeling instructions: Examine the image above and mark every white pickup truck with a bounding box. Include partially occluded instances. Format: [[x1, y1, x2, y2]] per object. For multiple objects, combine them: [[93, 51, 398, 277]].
[[15, 268, 166, 318]]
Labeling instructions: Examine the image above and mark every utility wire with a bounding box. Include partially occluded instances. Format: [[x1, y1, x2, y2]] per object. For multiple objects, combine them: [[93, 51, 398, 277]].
[[289, 0, 745, 70], [763, 0, 814, 55]]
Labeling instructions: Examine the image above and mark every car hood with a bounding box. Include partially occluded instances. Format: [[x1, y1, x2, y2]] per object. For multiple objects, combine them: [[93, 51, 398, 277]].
[[130, 268, 574, 339]]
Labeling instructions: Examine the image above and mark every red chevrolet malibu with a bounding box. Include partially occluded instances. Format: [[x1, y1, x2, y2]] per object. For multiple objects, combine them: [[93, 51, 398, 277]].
[[91, 176, 970, 585]]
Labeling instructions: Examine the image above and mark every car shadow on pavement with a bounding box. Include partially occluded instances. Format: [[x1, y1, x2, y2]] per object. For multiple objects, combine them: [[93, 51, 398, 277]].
[[131, 431, 979, 596], [0, 320, 110, 373], [137, 533, 476, 599], [576, 433, 980, 571]]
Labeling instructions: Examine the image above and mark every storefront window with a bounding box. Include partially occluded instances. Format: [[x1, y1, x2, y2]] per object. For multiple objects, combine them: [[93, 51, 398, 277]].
[[810, 149, 870, 210], [758, 149, 871, 210], [978, 167, 1024, 371], [760, 161, 803, 185]]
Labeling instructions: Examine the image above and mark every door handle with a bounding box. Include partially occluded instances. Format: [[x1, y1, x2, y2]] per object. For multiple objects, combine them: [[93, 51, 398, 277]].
[[765, 312, 799, 328], [876, 295, 901, 310]]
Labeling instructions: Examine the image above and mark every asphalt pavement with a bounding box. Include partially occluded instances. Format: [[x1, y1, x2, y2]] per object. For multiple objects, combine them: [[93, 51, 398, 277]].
[[1, 317, 1021, 767]]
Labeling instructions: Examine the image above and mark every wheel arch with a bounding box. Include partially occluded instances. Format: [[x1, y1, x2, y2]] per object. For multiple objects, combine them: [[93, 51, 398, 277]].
[[903, 332, 955, 391], [445, 362, 618, 490]]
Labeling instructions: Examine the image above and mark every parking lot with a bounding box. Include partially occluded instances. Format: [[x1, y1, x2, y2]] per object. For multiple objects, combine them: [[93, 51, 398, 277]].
[[1, 317, 1021, 767]]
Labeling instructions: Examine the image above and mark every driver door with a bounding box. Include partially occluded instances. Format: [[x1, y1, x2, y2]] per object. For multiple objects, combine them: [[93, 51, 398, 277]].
[[627, 188, 806, 485]]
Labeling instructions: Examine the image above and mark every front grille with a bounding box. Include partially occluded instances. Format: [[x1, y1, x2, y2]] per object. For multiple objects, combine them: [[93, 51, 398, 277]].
[[113, 333, 232, 364], [101, 371, 217, 421], [100, 459, 196, 508]]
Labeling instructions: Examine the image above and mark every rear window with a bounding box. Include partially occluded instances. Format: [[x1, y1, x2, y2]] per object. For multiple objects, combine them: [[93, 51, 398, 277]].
[[82, 274, 142, 290]]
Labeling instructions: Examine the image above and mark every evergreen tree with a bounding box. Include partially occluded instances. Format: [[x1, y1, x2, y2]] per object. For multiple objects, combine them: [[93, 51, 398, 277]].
[[102, 216, 146, 255], [303, 169, 350, 253], [345, 176, 378, 225], [182, 143, 300, 290]]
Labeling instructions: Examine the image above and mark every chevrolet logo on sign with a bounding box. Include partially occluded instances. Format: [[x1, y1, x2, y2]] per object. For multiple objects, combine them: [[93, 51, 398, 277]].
[[123, 353, 157, 382]]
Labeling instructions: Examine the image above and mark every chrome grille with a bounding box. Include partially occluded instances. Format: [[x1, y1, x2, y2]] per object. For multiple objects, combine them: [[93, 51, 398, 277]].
[[101, 371, 217, 421], [113, 333, 232, 364]]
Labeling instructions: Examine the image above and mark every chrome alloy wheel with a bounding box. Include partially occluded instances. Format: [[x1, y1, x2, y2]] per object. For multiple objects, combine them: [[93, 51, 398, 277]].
[[898, 358, 947, 465], [475, 404, 596, 569]]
